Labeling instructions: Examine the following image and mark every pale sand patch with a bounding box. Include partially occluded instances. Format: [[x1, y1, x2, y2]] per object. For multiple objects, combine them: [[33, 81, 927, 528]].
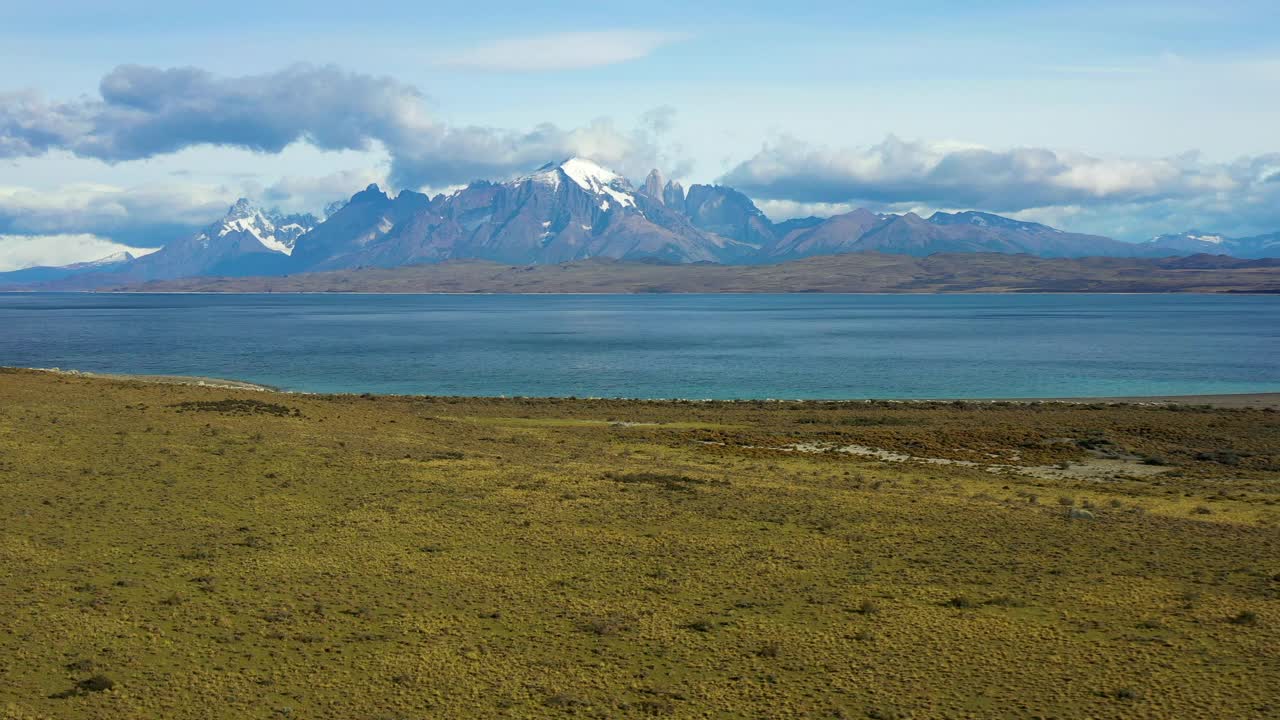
[[777, 442, 1171, 482], [35, 367, 276, 392]]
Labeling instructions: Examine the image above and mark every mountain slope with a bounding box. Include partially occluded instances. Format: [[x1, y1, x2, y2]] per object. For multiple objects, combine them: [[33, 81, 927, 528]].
[[764, 210, 1146, 260], [0, 251, 140, 287], [764, 209, 885, 259], [683, 184, 777, 250], [288, 185, 432, 271]]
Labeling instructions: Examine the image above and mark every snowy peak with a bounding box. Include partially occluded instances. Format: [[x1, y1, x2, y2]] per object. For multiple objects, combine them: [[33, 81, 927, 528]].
[[210, 199, 317, 256], [521, 158, 638, 209], [75, 251, 136, 268], [1139, 229, 1280, 259], [929, 210, 1058, 233], [1172, 230, 1228, 244], [559, 157, 624, 191], [1148, 230, 1226, 246], [215, 201, 289, 255]]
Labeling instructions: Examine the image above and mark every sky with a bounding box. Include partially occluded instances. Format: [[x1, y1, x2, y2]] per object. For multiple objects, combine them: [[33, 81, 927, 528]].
[[2, 0, 1279, 269]]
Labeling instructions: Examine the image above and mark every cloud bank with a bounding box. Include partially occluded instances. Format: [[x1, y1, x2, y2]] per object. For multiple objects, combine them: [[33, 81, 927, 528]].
[[722, 136, 1280, 239], [0, 182, 233, 247], [0, 234, 158, 272], [0, 64, 676, 191]]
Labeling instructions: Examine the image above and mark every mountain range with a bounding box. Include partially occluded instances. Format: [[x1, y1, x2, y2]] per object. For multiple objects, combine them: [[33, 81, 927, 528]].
[[4, 157, 1279, 289]]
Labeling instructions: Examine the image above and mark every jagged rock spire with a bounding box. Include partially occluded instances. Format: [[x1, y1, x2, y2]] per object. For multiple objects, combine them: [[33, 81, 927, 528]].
[[662, 180, 686, 213], [642, 169, 666, 202]]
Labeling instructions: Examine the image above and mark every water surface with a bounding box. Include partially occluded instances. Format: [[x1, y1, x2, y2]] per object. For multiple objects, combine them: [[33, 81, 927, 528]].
[[1, 293, 1276, 399]]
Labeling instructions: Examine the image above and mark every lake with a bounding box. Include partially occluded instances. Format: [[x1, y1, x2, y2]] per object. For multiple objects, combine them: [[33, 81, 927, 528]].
[[1, 293, 1277, 399]]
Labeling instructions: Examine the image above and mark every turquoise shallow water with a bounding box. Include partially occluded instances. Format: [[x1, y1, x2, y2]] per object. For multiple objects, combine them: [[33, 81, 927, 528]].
[[1, 293, 1277, 399]]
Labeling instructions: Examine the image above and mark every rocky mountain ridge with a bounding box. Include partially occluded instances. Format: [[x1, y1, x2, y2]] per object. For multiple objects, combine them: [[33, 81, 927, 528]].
[[4, 157, 1279, 289]]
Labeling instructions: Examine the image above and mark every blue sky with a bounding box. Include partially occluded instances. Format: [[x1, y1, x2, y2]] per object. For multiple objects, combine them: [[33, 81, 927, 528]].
[[2, 0, 1279, 268]]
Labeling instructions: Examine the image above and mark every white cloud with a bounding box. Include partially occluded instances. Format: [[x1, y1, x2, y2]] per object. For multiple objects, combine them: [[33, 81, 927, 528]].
[[0, 63, 683, 191], [440, 31, 689, 72], [0, 234, 158, 271], [0, 182, 231, 245], [755, 199, 861, 221], [722, 135, 1280, 238], [260, 168, 389, 212]]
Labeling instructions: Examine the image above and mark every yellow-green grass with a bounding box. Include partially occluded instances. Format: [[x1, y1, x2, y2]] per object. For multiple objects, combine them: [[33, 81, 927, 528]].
[[0, 368, 1277, 719]]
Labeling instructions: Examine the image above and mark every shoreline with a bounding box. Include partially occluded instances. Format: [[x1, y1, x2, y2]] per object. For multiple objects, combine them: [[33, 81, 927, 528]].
[[3, 288, 1280, 296], [29, 367, 279, 392], [15, 367, 1279, 409]]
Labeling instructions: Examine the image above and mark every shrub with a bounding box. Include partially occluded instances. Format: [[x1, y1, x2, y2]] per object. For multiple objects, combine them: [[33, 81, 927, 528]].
[[607, 472, 718, 492], [78, 675, 115, 692], [544, 692, 586, 708], [1196, 450, 1241, 466], [1228, 610, 1259, 626], [170, 398, 299, 417], [681, 618, 714, 632], [634, 697, 677, 715], [581, 615, 628, 636], [1067, 507, 1097, 521], [838, 417, 915, 427], [754, 642, 781, 658], [421, 450, 465, 461]]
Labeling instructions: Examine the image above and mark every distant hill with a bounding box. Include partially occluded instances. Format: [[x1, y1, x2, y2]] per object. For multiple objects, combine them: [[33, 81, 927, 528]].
[[1137, 230, 1280, 259], [0, 251, 139, 285], [103, 253, 1280, 295], [4, 157, 1280, 290]]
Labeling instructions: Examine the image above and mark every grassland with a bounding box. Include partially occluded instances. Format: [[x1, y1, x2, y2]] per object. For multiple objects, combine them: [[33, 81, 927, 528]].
[[1, 368, 1277, 718]]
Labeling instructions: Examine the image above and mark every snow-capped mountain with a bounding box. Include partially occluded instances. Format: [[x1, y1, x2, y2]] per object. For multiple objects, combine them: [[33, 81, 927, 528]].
[[0, 250, 141, 286], [2, 200, 319, 287], [7, 157, 1280, 290], [214, 199, 312, 256], [291, 158, 755, 270], [72, 251, 139, 268], [537, 157, 638, 210], [109, 199, 318, 281], [1139, 230, 1280, 259]]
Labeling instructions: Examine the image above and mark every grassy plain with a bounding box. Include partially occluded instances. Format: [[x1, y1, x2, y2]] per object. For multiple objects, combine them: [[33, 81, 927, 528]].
[[1, 368, 1277, 718]]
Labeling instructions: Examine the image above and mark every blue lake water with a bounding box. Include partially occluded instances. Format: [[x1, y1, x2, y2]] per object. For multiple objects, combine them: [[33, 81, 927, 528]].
[[1, 293, 1277, 399]]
